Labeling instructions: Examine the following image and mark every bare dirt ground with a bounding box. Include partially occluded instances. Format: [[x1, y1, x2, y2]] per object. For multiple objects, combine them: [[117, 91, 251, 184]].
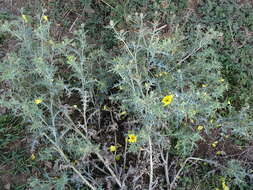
[[0, 0, 27, 14]]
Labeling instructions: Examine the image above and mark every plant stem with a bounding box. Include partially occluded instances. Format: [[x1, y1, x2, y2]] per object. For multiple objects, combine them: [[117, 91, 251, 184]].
[[43, 134, 96, 190], [148, 135, 153, 190]]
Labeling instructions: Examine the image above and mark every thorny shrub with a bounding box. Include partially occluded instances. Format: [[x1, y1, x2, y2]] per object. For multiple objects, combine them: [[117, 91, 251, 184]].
[[0, 8, 252, 190]]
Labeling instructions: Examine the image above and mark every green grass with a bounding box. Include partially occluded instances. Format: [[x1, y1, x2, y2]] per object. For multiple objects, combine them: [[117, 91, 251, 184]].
[[0, 115, 32, 189]]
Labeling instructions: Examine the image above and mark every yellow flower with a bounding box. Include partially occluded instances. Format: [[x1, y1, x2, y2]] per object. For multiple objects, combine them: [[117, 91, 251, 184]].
[[144, 83, 150, 88], [128, 134, 137, 143], [109, 145, 117, 152], [217, 150, 226, 156], [219, 78, 225, 83], [211, 141, 218, 148], [197, 125, 204, 131], [21, 14, 28, 23], [34, 99, 43, 104], [162, 94, 174, 106], [48, 40, 54, 45], [202, 84, 208, 88], [155, 72, 168, 77], [102, 105, 109, 111], [42, 15, 48, 22], [67, 55, 74, 61], [67, 55, 75, 64], [118, 86, 124, 90], [31, 153, 36, 160], [115, 155, 121, 161], [222, 179, 229, 190], [73, 105, 78, 108], [160, 72, 168, 76]]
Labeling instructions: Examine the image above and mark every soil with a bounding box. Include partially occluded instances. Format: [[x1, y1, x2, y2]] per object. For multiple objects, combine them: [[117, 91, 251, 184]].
[[0, 0, 27, 15]]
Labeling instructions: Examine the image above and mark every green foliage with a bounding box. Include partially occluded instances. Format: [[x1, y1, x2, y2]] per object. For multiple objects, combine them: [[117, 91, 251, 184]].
[[109, 15, 225, 156], [0, 0, 253, 189], [222, 160, 252, 189], [0, 115, 22, 146], [0, 13, 117, 189], [0, 115, 31, 189], [29, 174, 68, 190], [188, 0, 253, 111]]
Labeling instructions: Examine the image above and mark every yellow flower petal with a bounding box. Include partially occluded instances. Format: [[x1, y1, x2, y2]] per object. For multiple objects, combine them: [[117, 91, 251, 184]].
[[31, 153, 36, 160], [197, 125, 204, 131], [67, 55, 75, 64], [219, 78, 225, 83], [222, 181, 230, 190], [42, 15, 48, 22], [128, 134, 137, 143], [48, 40, 54, 45], [202, 84, 208, 88], [211, 141, 218, 148], [21, 14, 28, 23], [217, 150, 226, 156], [102, 105, 109, 111], [109, 145, 117, 152], [34, 99, 43, 104], [162, 94, 174, 106], [156, 72, 168, 77], [115, 155, 121, 161]]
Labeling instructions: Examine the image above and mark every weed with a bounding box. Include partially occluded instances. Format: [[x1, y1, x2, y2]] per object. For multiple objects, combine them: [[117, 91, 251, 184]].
[[0, 0, 253, 189]]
